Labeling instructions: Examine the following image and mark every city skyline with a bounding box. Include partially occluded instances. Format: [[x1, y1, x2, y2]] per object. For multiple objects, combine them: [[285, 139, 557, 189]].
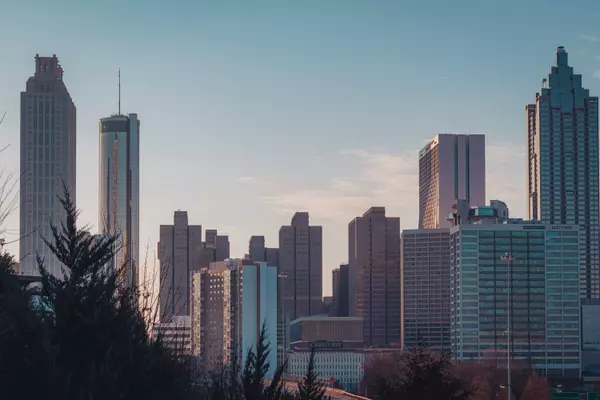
[[3, 2, 600, 295]]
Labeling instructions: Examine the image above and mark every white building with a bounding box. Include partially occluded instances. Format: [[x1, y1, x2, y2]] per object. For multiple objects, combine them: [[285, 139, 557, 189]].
[[287, 351, 364, 393]]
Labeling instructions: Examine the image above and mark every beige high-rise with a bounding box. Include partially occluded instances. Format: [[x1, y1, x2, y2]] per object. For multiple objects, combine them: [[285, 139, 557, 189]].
[[158, 210, 203, 321]]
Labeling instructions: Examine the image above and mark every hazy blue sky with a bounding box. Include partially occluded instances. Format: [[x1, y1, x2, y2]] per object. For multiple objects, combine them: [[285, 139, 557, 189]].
[[1, 0, 600, 295]]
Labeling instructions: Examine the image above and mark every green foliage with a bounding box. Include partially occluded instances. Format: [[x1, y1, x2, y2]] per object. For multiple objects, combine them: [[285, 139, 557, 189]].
[[0, 184, 198, 400], [0, 239, 52, 399], [242, 321, 289, 400], [296, 348, 327, 400], [368, 345, 471, 400]]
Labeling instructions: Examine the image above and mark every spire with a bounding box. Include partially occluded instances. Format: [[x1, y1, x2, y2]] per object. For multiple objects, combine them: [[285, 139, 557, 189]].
[[118, 69, 121, 115]]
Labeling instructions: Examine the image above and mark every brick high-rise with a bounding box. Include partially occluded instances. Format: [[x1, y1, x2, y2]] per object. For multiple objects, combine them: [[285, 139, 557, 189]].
[[158, 210, 203, 321], [278, 212, 323, 322], [348, 207, 401, 347]]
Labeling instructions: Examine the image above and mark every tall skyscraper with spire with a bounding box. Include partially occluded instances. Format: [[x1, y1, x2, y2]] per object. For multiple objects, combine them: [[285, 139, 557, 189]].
[[526, 46, 600, 299], [20, 54, 76, 278], [98, 74, 140, 288]]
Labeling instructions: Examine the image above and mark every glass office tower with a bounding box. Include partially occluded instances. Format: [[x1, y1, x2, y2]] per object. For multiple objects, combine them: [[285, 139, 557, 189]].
[[450, 223, 581, 379], [526, 46, 599, 299], [98, 113, 140, 288]]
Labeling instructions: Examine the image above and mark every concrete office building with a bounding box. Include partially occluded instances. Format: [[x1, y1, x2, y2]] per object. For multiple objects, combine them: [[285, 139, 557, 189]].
[[19, 55, 76, 278], [198, 230, 230, 269], [526, 46, 600, 299], [158, 211, 203, 321], [190, 260, 243, 370], [288, 316, 365, 393], [287, 351, 364, 393], [450, 220, 581, 378], [242, 262, 278, 380], [98, 113, 140, 288], [348, 207, 401, 347], [279, 212, 323, 321], [418, 133, 486, 229], [248, 235, 279, 266], [332, 264, 349, 317], [289, 316, 364, 350], [401, 228, 451, 351]]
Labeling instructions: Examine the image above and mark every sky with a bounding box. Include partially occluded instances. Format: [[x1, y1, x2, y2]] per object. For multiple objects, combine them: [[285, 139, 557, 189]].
[[1, 0, 600, 296]]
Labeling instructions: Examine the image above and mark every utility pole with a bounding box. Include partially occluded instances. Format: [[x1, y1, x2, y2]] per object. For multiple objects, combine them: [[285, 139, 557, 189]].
[[500, 252, 515, 400]]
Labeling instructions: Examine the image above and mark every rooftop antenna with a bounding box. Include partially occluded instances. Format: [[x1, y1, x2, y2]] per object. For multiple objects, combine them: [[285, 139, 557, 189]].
[[118, 69, 121, 115]]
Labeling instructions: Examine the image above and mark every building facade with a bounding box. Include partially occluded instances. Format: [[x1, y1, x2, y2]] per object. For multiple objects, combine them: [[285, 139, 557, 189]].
[[287, 351, 364, 393], [288, 316, 365, 393], [418, 133, 486, 229], [526, 46, 599, 299], [450, 223, 581, 378], [158, 211, 203, 321], [332, 264, 349, 317], [279, 212, 323, 322], [152, 315, 192, 356], [242, 261, 278, 380], [20, 54, 76, 278], [401, 228, 451, 351], [248, 235, 279, 267], [190, 260, 243, 370], [348, 207, 401, 347], [98, 113, 140, 288]]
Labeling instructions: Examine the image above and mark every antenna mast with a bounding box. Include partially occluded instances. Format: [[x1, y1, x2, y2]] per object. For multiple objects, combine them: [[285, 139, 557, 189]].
[[118, 69, 121, 115]]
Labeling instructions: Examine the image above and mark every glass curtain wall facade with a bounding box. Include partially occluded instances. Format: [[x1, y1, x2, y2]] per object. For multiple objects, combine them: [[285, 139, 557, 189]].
[[242, 262, 278, 380], [526, 46, 599, 299], [98, 114, 140, 288], [450, 224, 581, 378]]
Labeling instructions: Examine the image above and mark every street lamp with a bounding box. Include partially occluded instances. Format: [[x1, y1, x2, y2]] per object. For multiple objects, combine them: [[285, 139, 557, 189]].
[[500, 252, 515, 400], [278, 272, 288, 370]]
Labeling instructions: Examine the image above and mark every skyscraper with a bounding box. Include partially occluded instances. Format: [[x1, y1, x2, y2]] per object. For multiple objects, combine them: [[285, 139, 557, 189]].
[[332, 263, 349, 317], [248, 235, 279, 267], [401, 228, 451, 351], [418, 133, 486, 229], [526, 46, 599, 299], [20, 54, 76, 278], [348, 207, 401, 347], [242, 261, 278, 380], [279, 212, 323, 322], [190, 259, 243, 369], [158, 210, 203, 321], [449, 222, 581, 378], [98, 112, 140, 287]]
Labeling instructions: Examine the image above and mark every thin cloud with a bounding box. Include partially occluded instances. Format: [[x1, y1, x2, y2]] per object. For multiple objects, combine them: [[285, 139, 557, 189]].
[[238, 176, 257, 183], [579, 34, 600, 43], [261, 142, 526, 228], [593, 70, 600, 79]]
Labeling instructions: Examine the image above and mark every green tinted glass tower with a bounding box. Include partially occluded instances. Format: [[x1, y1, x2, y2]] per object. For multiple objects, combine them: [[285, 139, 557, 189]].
[[526, 46, 599, 299]]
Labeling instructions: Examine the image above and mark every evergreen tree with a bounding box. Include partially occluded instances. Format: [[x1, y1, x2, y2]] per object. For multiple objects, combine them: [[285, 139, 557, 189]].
[[296, 348, 327, 400], [0, 240, 52, 399], [34, 184, 197, 399], [242, 321, 288, 400]]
